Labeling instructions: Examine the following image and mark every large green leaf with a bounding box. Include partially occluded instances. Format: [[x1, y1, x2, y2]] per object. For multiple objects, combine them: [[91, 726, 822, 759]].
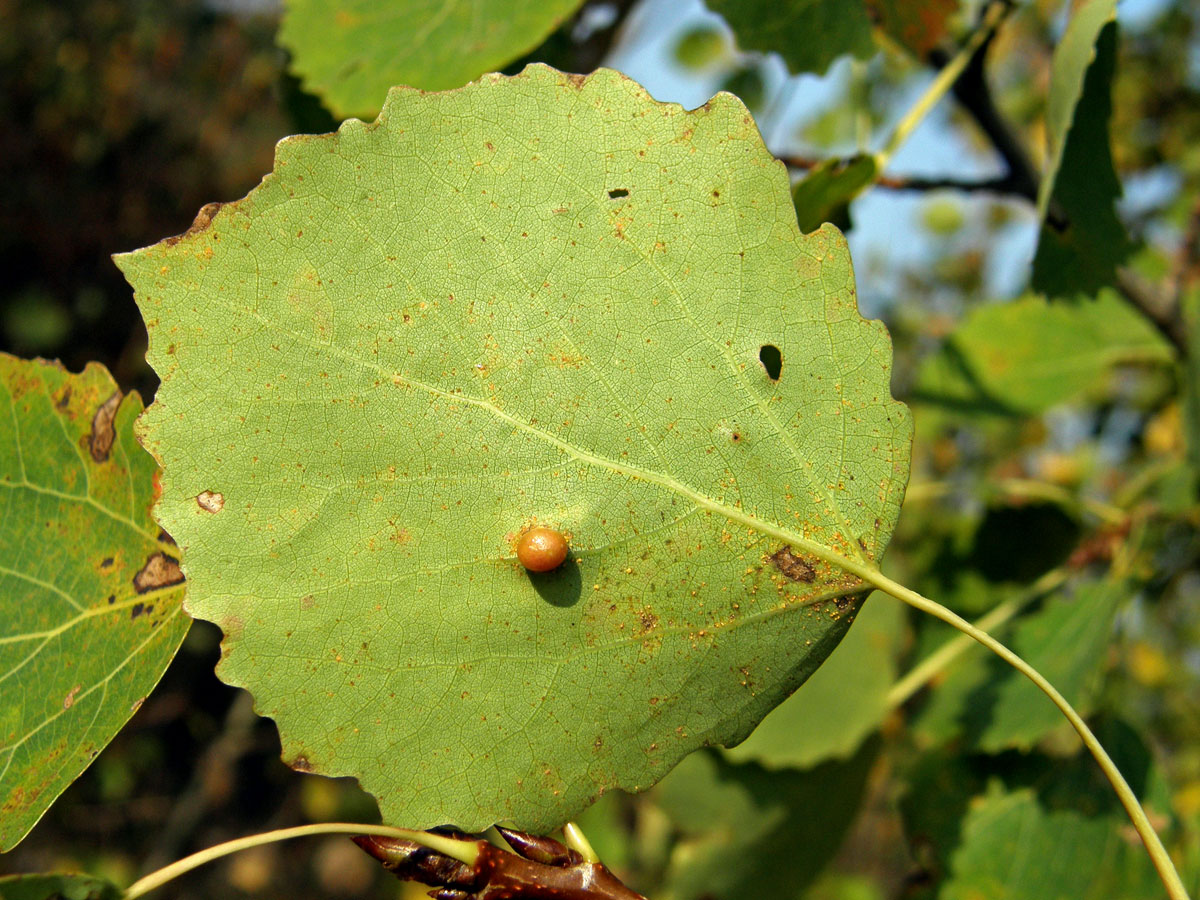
[[0, 357, 188, 851], [116, 65, 912, 832], [279, 0, 586, 119], [707, 0, 875, 76], [0, 874, 120, 900], [1032, 0, 1129, 298]]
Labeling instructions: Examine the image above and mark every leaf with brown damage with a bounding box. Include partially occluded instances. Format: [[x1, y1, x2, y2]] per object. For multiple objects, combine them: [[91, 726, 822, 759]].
[[0, 355, 189, 851], [116, 66, 911, 833]]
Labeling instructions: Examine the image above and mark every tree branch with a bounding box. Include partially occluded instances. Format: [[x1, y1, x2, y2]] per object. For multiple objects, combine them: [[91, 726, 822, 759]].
[[779, 154, 1035, 195], [928, 38, 1040, 208], [1116, 267, 1189, 356]]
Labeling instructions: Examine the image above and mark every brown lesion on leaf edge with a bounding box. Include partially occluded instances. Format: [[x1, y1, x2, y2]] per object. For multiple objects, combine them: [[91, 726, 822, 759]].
[[287, 754, 315, 773], [132, 551, 185, 594], [162, 201, 224, 247], [88, 390, 122, 462]]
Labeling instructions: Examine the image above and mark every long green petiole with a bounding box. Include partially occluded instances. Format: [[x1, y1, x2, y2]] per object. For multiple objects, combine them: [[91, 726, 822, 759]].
[[854, 565, 1190, 900], [122, 823, 481, 899], [883, 566, 1069, 712]]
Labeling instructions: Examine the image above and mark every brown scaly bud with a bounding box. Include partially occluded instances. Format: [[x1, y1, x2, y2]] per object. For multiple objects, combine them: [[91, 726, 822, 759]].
[[355, 828, 647, 900], [352, 835, 478, 889], [495, 827, 581, 867]]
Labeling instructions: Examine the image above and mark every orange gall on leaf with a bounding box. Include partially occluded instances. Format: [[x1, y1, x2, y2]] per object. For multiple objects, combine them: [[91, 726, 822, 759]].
[[517, 527, 569, 573]]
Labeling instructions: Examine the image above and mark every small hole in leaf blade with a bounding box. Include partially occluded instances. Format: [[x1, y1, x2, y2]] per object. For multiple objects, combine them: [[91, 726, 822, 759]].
[[608, 188, 629, 198], [759, 344, 782, 380]]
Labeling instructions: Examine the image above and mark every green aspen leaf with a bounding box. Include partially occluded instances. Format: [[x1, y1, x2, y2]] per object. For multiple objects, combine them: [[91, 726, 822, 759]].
[[791, 156, 878, 235], [0, 357, 188, 851], [915, 292, 1171, 417], [941, 785, 1162, 900], [863, 0, 957, 58], [707, 0, 876, 76], [653, 741, 877, 900], [279, 0, 586, 119], [1032, 1, 1130, 298], [0, 874, 120, 900], [723, 592, 902, 769], [1183, 286, 1200, 475], [116, 65, 912, 832]]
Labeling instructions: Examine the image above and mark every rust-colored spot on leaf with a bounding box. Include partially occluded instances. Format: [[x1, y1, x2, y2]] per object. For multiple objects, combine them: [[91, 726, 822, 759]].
[[63, 684, 82, 709], [132, 552, 185, 594], [196, 490, 225, 513], [771, 547, 816, 583], [89, 390, 122, 462]]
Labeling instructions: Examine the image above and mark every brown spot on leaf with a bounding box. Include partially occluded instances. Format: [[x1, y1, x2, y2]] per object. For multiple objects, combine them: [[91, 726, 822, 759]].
[[55, 386, 72, 410], [88, 390, 122, 462], [63, 684, 82, 709], [196, 490, 225, 513], [771, 547, 816, 583], [132, 552, 185, 594]]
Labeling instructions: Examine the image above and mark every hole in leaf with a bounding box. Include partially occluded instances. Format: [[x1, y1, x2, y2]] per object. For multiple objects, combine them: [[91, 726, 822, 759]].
[[759, 344, 782, 380], [608, 188, 629, 199]]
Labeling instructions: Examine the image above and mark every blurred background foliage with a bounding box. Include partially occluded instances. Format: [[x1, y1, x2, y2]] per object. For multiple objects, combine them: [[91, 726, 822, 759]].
[[1, 0, 1199, 897]]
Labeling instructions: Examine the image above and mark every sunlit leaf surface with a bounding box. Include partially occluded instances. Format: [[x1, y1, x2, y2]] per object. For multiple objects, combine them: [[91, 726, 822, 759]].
[[117, 65, 911, 831]]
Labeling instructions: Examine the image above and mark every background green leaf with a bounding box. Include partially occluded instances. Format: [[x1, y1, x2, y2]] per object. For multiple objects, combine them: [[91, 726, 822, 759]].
[[940, 784, 1164, 899], [116, 65, 911, 833], [791, 156, 878, 235], [912, 581, 1123, 751], [706, 0, 875, 76], [279, 0, 586, 119], [1032, 0, 1130, 298], [0, 356, 188, 851], [723, 592, 902, 768], [864, 0, 957, 58], [913, 292, 1171, 416], [653, 740, 877, 900], [0, 873, 120, 900]]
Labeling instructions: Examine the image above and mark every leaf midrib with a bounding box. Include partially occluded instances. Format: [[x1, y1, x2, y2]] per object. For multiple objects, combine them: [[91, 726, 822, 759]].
[[153, 290, 877, 584]]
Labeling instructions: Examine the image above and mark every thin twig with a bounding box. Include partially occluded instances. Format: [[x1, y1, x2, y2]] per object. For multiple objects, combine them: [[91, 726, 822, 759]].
[[1116, 266, 1189, 356], [780, 154, 1041, 196]]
